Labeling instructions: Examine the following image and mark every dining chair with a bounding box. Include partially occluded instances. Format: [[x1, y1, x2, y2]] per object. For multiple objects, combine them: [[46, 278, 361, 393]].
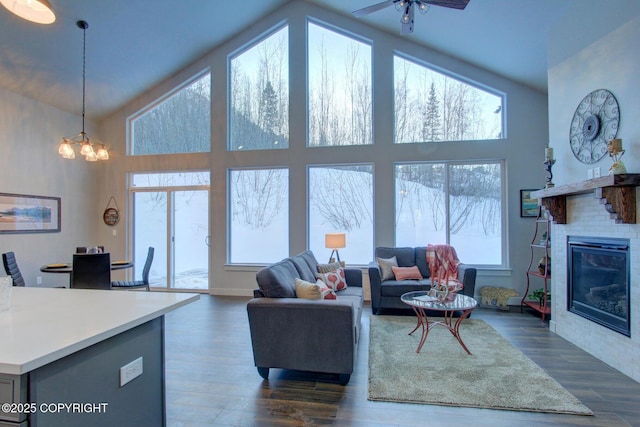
[[2, 251, 26, 287], [76, 247, 87, 254], [112, 247, 154, 291], [71, 253, 112, 290]]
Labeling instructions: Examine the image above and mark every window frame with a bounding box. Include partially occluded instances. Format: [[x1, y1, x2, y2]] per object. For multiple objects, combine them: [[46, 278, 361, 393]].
[[393, 51, 507, 143], [394, 159, 507, 268], [227, 166, 290, 265], [306, 17, 374, 148], [127, 69, 211, 156], [227, 21, 290, 152]]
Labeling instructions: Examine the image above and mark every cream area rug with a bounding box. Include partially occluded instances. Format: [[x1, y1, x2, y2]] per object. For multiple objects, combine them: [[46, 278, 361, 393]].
[[368, 315, 592, 415]]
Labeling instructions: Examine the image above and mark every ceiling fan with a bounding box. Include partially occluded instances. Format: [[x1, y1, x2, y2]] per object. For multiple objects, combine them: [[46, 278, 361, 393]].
[[353, 0, 470, 35]]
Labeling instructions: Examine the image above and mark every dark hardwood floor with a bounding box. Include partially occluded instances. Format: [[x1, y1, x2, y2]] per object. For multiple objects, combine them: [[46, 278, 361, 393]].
[[165, 295, 640, 426]]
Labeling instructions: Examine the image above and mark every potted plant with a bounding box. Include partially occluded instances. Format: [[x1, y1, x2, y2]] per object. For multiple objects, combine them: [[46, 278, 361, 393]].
[[528, 288, 550, 306]]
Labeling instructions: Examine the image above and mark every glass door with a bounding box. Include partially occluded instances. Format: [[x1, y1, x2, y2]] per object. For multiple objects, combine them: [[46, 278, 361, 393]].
[[131, 172, 209, 290]]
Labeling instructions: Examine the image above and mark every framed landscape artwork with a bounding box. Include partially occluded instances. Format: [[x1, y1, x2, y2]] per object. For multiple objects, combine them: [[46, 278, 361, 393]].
[[520, 189, 539, 218], [0, 193, 61, 233]]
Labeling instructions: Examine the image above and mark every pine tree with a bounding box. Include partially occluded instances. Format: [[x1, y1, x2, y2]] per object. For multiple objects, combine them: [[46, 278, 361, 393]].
[[422, 82, 441, 142]]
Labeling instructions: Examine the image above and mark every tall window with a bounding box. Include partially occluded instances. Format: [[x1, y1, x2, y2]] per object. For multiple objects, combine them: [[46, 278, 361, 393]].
[[229, 168, 289, 263], [395, 162, 504, 266], [394, 55, 504, 143], [129, 72, 210, 155], [308, 164, 374, 264], [229, 26, 289, 151], [308, 21, 372, 147]]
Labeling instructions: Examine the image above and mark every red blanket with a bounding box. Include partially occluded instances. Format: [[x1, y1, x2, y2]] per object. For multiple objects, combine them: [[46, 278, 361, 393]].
[[426, 244, 460, 282]]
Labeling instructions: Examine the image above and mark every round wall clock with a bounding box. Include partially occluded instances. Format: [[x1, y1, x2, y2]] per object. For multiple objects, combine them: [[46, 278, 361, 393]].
[[569, 89, 620, 164]]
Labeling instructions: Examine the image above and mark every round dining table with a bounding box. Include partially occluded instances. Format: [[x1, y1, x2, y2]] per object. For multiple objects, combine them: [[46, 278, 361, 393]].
[[40, 260, 134, 274]]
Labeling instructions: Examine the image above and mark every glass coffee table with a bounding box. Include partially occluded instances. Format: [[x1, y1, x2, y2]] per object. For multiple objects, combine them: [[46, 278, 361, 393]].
[[401, 291, 478, 354]]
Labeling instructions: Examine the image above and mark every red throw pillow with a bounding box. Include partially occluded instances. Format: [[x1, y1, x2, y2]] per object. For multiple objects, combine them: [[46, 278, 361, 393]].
[[392, 265, 423, 280], [316, 267, 347, 292]]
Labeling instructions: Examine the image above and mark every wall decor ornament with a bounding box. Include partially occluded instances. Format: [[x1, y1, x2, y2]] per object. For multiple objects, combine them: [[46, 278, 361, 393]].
[[102, 196, 120, 226], [569, 89, 620, 164], [0, 193, 61, 233]]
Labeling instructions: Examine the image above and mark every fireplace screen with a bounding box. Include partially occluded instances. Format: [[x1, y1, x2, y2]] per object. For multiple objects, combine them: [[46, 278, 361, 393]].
[[567, 236, 630, 337]]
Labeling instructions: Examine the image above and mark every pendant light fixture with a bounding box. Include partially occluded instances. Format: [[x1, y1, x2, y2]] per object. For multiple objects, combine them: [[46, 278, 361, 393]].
[[58, 20, 109, 161], [0, 0, 56, 24]]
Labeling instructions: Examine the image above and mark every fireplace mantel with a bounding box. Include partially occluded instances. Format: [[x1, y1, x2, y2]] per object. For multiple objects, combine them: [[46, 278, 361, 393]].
[[531, 174, 640, 224]]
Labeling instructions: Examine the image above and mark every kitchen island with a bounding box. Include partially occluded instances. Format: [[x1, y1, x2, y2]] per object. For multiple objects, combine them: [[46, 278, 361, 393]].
[[0, 287, 199, 426]]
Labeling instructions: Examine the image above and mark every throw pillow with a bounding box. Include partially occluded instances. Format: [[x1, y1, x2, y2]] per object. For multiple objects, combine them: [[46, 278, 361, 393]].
[[295, 278, 337, 300], [392, 265, 423, 280], [317, 261, 342, 274], [316, 267, 347, 292], [377, 256, 398, 281]]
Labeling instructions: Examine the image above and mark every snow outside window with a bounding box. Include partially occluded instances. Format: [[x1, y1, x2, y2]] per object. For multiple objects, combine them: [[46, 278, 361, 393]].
[[308, 164, 374, 265], [395, 162, 503, 266], [229, 168, 289, 263]]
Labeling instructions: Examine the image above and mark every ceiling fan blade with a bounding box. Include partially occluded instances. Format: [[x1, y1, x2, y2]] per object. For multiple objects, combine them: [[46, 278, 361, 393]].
[[423, 0, 470, 10], [353, 0, 395, 18]]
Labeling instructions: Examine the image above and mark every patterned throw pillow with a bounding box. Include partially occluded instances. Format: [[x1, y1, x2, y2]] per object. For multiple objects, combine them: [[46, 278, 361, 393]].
[[392, 265, 423, 280], [316, 267, 347, 292], [317, 261, 342, 274], [295, 278, 337, 300], [377, 256, 398, 281]]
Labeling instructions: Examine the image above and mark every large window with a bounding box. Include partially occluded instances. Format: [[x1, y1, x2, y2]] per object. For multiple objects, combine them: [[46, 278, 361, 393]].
[[395, 162, 504, 266], [394, 55, 504, 143], [129, 72, 210, 155], [229, 168, 289, 263], [308, 165, 374, 265], [308, 21, 372, 147], [229, 26, 289, 151]]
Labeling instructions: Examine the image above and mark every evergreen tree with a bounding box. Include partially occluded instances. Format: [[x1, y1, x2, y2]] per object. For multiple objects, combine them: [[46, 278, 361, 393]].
[[422, 82, 441, 141]]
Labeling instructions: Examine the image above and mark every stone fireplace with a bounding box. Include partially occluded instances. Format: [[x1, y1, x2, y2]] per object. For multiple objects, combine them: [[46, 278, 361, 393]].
[[541, 185, 640, 383]]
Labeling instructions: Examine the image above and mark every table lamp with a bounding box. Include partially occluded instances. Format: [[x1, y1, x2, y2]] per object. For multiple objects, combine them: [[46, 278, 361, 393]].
[[325, 233, 346, 263]]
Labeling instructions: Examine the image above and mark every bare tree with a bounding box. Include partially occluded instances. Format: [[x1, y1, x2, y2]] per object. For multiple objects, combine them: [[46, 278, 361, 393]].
[[232, 169, 287, 229]]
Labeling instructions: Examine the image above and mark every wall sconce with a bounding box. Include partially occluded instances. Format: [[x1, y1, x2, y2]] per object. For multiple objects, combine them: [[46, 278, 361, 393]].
[[325, 233, 346, 263]]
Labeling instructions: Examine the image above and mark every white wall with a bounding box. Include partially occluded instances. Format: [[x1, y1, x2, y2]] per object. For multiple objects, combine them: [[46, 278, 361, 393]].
[[547, 4, 640, 381], [0, 87, 104, 287], [98, 0, 548, 299], [548, 8, 640, 185]]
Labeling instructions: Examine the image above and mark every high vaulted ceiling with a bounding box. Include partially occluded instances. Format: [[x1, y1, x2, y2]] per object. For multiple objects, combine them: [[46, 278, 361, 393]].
[[0, 0, 635, 121]]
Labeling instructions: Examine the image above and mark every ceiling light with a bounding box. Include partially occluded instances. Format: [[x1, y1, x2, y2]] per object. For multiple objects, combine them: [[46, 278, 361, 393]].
[[58, 20, 109, 162], [0, 0, 55, 24]]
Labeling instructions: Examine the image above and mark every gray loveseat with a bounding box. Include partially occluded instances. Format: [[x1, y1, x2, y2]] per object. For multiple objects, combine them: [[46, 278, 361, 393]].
[[247, 251, 363, 385], [368, 246, 477, 315]]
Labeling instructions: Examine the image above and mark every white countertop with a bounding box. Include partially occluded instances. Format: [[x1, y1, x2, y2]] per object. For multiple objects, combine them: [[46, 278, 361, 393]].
[[0, 287, 199, 375]]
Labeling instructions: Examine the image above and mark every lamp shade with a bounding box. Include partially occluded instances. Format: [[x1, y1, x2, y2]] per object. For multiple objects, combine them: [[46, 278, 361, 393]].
[[0, 0, 55, 24], [325, 233, 346, 249]]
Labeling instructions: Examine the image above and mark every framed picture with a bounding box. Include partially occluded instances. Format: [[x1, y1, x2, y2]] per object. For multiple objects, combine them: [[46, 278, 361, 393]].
[[520, 189, 539, 218], [0, 193, 61, 233]]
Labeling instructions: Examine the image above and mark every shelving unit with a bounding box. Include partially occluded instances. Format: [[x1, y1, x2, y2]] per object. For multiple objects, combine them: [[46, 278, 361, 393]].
[[521, 206, 551, 321]]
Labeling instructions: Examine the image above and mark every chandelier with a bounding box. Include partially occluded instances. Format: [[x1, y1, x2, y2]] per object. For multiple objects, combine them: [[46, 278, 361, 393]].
[[58, 20, 109, 161]]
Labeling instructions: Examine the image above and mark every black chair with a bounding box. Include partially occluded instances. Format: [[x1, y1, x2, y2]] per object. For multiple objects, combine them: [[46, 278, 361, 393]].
[[112, 247, 154, 291], [2, 251, 26, 287], [71, 253, 112, 290]]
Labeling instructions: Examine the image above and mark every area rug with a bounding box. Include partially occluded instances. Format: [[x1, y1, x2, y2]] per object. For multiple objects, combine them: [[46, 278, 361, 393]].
[[368, 315, 592, 415]]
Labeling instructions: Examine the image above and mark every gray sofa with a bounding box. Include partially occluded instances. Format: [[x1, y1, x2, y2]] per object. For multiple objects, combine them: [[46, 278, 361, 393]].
[[247, 250, 363, 385], [368, 246, 477, 315]]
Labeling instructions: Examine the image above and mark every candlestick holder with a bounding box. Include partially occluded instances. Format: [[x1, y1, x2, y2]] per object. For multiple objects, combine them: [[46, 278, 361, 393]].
[[544, 157, 556, 188]]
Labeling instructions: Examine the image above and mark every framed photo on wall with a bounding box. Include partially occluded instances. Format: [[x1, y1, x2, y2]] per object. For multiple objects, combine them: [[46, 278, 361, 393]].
[[520, 189, 539, 218], [0, 193, 61, 233]]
